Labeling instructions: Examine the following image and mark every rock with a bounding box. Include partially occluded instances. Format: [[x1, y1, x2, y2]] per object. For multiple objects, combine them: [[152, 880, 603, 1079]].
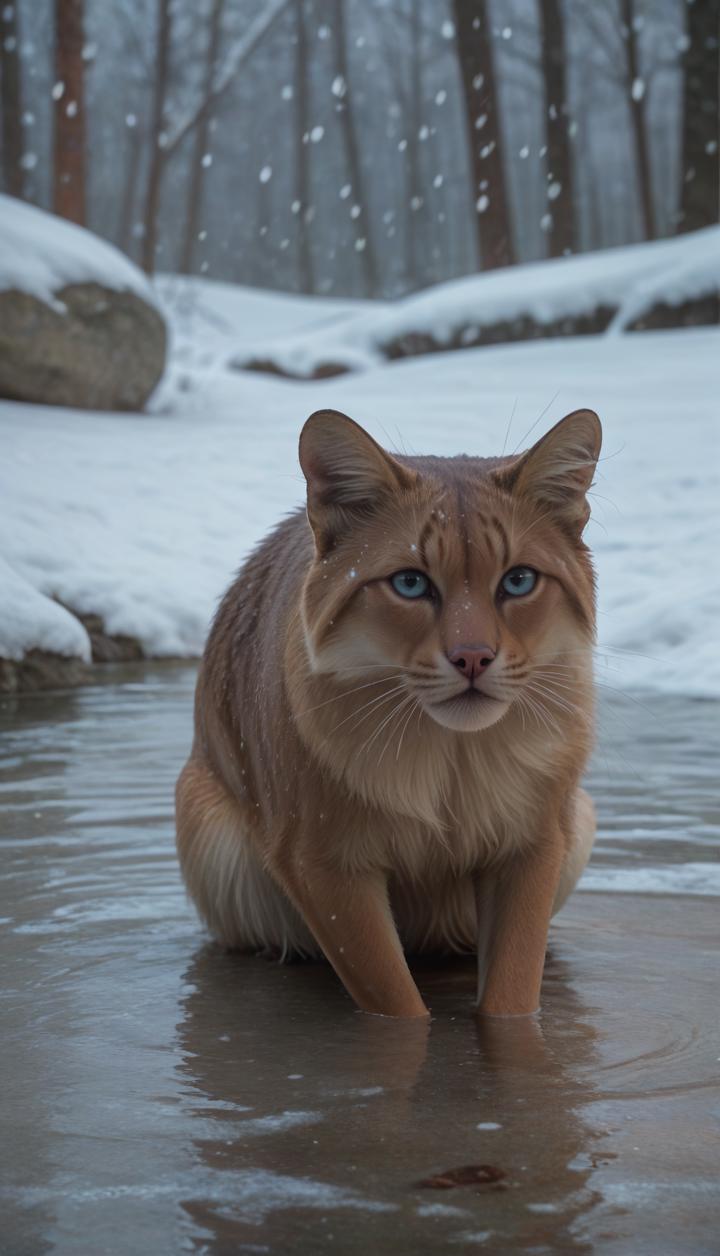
[[71, 610, 144, 663], [0, 282, 167, 411], [0, 195, 167, 411], [0, 649, 90, 693]]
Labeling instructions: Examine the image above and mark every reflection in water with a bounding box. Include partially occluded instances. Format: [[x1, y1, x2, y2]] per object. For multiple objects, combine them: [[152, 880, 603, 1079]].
[[175, 943, 602, 1253], [0, 665, 718, 1255]]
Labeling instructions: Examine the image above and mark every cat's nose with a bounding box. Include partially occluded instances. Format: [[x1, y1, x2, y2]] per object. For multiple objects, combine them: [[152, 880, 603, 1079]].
[[447, 645, 496, 680]]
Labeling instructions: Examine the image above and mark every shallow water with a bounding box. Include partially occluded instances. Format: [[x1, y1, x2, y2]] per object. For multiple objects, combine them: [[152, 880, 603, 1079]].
[[1, 665, 718, 1255]]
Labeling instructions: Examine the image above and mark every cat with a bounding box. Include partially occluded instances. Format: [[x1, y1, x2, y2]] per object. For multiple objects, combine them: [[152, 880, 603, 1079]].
[[176, 406, 601, 1019]]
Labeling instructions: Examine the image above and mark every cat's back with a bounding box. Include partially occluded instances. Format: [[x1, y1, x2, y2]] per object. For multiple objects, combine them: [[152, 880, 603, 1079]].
[[197, 506, 312, 729]]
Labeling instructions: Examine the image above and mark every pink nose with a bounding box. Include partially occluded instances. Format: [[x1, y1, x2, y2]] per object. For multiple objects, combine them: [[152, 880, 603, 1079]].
[[447, 644, 496, 680]]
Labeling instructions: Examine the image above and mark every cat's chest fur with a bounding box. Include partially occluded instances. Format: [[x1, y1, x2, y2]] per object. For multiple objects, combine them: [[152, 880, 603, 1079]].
[[325, 709, 566, 880]]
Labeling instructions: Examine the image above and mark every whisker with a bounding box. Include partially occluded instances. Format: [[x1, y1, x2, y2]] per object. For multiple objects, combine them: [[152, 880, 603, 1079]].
[[328, 684, 408, 736], [520, 689, 562, 737], [360, 693, 413, 759], [395, 698, 422, 761], [510, 389, 561, 456], [298, 673, 408, 717], [500, 395, 518, 457], [526, 681, 588, 723], [374, 696, 416, 764]]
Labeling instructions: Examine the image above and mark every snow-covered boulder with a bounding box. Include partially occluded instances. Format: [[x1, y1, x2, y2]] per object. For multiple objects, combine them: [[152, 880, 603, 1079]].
[[0, 196, 166, 411], [234, 227, 720, 379], [0, 557, 91, 692]]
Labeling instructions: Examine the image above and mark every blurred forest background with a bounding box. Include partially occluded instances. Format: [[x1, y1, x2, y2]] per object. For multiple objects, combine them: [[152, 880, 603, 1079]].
[[1, 0, 718, 298]]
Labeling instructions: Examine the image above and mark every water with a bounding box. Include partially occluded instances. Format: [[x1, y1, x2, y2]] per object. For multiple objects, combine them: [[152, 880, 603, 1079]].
[[1, 665, 718, 1254]]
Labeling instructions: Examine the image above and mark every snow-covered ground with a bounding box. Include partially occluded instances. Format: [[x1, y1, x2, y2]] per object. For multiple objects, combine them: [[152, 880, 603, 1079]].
[[1, 271, 718, 696], [231, 226, 720, 377], [156, 274, 381, 377]]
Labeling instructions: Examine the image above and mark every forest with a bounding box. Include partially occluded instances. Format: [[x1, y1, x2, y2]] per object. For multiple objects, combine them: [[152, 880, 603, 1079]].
[[2, 0, 718, 298]]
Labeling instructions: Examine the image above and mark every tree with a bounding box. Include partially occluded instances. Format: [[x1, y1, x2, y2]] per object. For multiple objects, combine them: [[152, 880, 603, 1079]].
[[452, 0, 515, 269], [53, 0, 87, 224], [1, 2, 25, 198], [538, 0, 576, 256], [141, 0, 291, 274], [619, 0, 655, 239], [330, 0, 380, 295], [179, 0, 226, 273], [141, 0, 172, 273], [294, 0, 314, 292], [678, 0, 719, 233]]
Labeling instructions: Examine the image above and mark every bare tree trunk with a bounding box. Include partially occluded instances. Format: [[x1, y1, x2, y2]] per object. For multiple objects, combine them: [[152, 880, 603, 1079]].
[[331, 0, 379, 296], [678, 0, 719, 233], [404, 0, 423, 287], [53, 0, 86, 224], [295, 0, 314, 292], [619, 0, 655, 239], [180, 0, 225, 273], [118, 124, 143, 257], [141, 0, 172, 274], [1, 2, 25, 197], [452, 0, 515, 269], [538, 0, 575, 256]]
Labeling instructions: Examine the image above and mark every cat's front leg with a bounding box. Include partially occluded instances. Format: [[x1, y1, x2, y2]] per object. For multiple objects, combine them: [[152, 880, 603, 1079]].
[[476, 823, 565, 1017], [271, 853, 429, 1019]]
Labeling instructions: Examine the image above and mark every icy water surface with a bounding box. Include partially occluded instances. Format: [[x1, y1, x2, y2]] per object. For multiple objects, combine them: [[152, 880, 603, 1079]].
[[0, 665, 718, 1255]]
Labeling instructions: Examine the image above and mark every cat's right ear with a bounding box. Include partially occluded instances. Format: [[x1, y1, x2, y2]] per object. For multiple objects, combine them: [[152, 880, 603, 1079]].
[[299, 410, 415, 552]]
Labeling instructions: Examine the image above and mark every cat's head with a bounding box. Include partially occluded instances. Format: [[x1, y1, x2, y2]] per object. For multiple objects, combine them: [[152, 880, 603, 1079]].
[[298, 408, 601, 733]]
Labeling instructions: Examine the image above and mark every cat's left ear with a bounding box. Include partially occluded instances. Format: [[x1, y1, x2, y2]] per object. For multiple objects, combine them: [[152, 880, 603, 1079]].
[[493, 409, 602, 535]]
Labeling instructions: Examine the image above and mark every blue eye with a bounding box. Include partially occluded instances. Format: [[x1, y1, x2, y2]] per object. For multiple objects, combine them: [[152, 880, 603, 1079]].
[[500, 567, 538, 598], [390, 570, 431, 600]]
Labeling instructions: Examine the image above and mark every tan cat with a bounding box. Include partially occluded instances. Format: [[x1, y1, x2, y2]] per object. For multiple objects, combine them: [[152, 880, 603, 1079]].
[[176, 407, 601, 1019]]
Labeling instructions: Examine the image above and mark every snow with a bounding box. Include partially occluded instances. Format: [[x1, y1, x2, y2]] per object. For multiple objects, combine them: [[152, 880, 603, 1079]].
[[233, 226, 720, 378], [0, 557, 90, 663], [1, 269, 717, 699], [609, 226, 720, 331], [156, 274, 381, 377], [0, 194, 156, 310]]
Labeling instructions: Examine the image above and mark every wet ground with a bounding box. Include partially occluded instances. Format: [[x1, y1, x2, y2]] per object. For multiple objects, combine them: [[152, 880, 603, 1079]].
[[1, 664, 718, 1255]]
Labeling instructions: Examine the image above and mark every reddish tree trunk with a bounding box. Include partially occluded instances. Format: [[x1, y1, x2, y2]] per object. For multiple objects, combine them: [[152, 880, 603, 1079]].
[[452, 0, 515, 269], [53, 0, 86, 224]]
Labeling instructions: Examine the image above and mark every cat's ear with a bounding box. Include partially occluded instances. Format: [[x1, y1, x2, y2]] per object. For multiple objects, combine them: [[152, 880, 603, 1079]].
[[494, 409, 602, 535], [299, 409, 415, 550]]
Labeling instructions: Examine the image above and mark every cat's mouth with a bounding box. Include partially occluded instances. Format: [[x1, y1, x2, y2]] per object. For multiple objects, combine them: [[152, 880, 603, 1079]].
[[423, 686, 509, 733]]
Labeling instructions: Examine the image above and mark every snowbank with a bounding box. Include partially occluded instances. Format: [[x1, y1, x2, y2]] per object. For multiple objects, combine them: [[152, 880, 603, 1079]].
[[608, 226, 720, 332], [233, 228, 720, 378], [1, 276, 718, 696], [0, 194, 157, 309], [0, 557, 90, 662]]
